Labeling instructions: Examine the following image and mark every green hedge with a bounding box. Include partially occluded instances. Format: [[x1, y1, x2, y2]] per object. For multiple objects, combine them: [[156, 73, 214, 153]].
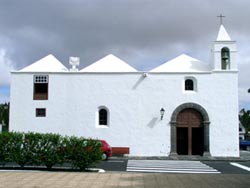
[[0, 132, 102, 170]]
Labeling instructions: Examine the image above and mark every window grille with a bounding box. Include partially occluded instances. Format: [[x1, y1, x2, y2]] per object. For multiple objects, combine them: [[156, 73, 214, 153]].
[[34, 75, 48, 83]]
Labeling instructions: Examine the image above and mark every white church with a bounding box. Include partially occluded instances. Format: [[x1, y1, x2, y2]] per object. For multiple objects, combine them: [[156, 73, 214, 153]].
[[10, 24, 239, 157]]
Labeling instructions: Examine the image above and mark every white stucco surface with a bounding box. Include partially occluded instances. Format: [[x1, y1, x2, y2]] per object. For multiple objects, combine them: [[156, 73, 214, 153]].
[[150, 54, 210, 72], [20, 54, 68, 72], [10, 71, 239, 157], [216, 25, 231, 41], [81, 54, 137, 72]]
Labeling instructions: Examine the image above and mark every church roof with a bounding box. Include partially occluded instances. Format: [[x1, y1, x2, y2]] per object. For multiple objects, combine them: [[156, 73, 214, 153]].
[[150, 54, 210, 72], [216, 24, 231, 41], [80, 54, 137, 72], [19, 54, 68, 72]]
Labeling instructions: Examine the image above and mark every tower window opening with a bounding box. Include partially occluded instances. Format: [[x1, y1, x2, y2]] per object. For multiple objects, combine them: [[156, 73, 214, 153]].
[[221, 47, 230, 70]]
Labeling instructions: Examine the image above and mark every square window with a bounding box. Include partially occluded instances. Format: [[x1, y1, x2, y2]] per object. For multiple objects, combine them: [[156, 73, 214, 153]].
[[36, 108, 46, 117]]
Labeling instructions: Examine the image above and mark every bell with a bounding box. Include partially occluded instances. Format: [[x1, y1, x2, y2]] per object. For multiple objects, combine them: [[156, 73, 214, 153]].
[[222, 53, 229, 60]]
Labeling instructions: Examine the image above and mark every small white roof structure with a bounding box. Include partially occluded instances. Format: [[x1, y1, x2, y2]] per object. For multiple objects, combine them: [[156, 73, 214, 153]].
[[216, 25, 231, 41], [80, 54, 137, 72], [20, 54, 68, 72], [150, 54, 210, 72]]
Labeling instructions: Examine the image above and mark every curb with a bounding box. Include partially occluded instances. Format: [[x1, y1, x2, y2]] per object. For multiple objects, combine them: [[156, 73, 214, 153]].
[[110, 151, 250, 162]]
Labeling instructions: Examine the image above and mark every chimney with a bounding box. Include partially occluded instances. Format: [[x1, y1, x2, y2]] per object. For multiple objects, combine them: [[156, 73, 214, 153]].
[[69, 57, 80, 72]]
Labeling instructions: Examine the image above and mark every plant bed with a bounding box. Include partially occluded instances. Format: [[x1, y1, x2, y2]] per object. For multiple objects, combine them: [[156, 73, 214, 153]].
[[0, 132, 103, 171]]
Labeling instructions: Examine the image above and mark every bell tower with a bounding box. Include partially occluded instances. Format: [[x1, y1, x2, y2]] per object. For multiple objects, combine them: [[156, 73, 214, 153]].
[[210, 24, 237, 71]]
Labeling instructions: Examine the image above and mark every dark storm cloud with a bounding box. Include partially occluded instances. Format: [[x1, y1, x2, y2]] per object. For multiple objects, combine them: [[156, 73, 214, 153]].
[[0, 0, 250, 92], [2, 0, 247, 70]]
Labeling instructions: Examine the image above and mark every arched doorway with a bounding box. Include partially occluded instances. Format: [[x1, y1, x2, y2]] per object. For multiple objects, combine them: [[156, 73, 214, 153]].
[[176, 109, 203, 155], [170, 103, 211, 157]]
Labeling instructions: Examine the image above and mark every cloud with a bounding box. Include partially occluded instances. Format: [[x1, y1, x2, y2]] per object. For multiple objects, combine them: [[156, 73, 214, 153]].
[[1, 0, 249, 70], [239, 62, 250, 106], [0, 49, 16, 86]]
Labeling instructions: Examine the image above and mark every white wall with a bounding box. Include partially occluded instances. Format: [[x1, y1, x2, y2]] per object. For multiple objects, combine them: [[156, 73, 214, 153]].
[[10, 71, 239, 157]]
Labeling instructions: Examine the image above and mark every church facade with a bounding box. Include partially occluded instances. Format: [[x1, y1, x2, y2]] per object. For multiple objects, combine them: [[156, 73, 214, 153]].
[[10, 25, 239, 157]]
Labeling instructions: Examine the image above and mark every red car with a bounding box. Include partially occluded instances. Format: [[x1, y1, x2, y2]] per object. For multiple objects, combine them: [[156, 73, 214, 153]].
[[100, 140, 112, 160]]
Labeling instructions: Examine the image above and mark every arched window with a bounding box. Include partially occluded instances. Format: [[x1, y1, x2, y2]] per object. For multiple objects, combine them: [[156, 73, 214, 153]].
[[221, 47, 230, 70], [185, 79, 194, 91], [99, 108, 108, 125]]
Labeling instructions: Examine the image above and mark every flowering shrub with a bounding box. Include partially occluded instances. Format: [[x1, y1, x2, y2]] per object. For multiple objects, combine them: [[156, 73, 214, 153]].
[[64, 136, 102, 170], [29, 133, 64, 169], [0, 132, 12, 165], [8, 132, 30, 168], [0, 132, 102, 170]]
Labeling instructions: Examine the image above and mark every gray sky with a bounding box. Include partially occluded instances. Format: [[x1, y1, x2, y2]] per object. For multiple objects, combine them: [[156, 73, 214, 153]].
[[0, 0, 250, 108]]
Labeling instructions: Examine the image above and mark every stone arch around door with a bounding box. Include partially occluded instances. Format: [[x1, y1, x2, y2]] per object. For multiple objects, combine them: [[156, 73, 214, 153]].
[[169, 103, 211, 157]]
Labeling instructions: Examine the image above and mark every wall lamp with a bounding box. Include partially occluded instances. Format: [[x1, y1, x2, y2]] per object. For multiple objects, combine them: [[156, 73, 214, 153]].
[[160, 108, 165, 120]]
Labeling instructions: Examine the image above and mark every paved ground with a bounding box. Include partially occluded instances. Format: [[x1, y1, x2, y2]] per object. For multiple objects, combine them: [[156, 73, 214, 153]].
[[1, 151, 250, 187], [0, 172, 250, 188]]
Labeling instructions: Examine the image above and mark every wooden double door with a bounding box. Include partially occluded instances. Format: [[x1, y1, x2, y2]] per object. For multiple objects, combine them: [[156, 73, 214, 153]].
[[176, 109, 204, 155]]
